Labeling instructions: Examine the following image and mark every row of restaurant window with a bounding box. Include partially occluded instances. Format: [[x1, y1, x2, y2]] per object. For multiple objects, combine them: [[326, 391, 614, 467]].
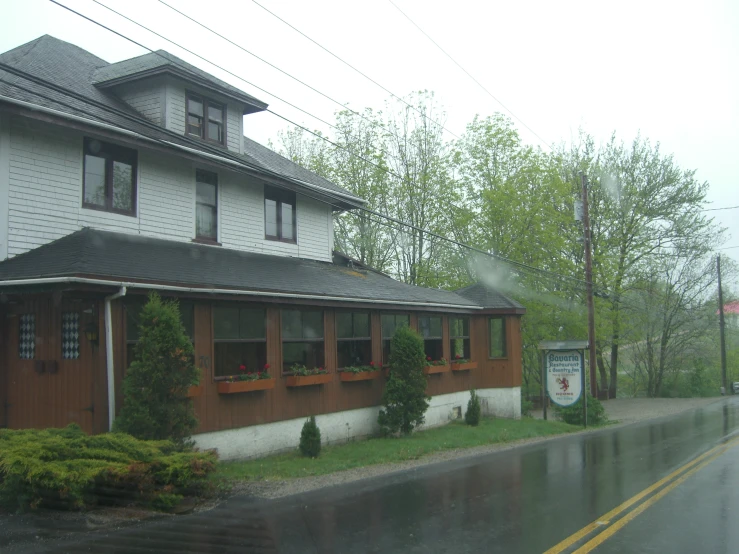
[[124, 303, 508, 378], [82, 137, 297, 243]]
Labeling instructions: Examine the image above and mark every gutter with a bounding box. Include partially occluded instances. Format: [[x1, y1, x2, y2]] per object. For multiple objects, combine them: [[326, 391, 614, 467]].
[[0, 94, 365, 206], [0, 276, 481, 311], [105, 286, 126, 431]]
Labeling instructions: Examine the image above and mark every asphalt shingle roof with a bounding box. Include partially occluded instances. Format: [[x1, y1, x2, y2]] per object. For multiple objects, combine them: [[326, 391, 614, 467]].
[[0, 229, 491, 310], [455, 282, 525, 310], [0, 35, 358, 204], [92, 50, 267, 113]]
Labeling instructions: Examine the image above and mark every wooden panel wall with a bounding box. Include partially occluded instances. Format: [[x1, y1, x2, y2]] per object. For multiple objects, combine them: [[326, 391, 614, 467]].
[[175, 302, 523, 435]]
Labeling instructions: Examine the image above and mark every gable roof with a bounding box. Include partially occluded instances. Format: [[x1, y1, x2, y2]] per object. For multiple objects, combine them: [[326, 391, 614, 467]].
[[0, 229, 486, 311], [0, 35, 361, 207], [93, 50, 268, 114], [455, 282, 525, 311]]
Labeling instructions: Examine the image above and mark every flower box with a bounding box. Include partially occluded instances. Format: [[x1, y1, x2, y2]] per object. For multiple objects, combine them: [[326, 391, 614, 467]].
[[285, 373, 332, 387], [217, 379, 275, 395], [340, 370, 381, 382], [424, 364, 450, 375], [451, 361, 478, 372], [186, 385, 203, 397]]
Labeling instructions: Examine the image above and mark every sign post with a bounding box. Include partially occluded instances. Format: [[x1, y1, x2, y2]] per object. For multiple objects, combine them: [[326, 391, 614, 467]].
[[539, 341, 588, 427]]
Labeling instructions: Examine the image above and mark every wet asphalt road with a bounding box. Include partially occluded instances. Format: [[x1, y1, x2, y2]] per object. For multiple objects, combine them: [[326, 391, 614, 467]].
[[13, 398, 739, 554]]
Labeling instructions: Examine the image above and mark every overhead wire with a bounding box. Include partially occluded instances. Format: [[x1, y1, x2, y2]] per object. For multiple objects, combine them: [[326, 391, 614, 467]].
[[387, 0, 553, 151]]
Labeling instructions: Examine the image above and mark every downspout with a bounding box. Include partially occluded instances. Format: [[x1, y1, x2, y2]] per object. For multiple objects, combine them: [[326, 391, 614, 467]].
[[105, 287, 127, 431]]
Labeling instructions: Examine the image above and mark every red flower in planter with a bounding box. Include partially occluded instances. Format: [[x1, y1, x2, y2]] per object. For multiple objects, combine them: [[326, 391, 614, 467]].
[[426, 356, 432, 361], [239, 364, 247, 372], [369, 361, 376, 367], [455, 354, 461, 360], [264, 363, 271, 370]]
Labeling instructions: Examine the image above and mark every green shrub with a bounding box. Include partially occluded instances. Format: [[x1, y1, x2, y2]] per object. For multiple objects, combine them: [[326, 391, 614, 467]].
[[114, 293, 200, 443], [554, 394, 607, 425], [299, 416, 322, 458], [0, 425, 217, 512], [521, 397, 534, 418], [378, 326, 430, 436], [465, 390, 481, 426]]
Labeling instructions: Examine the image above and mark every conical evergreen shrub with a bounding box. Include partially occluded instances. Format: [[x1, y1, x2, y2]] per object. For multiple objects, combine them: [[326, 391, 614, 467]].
[[465, 389, 481, 426], [299, 416, 322, 458]]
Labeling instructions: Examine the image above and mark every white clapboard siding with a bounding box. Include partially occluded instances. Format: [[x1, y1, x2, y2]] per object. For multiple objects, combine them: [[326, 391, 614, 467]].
[[115, 79, 164, 125], [4, 117, 333, 262]]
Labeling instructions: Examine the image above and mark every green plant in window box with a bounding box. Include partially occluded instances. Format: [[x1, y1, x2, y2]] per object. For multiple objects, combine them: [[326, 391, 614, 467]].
[[425, 356, 448, 366], [290, 364, 329, 376], [225, 363, 271, 383], [452, 354, 470, 364], [344, 361, 378, 374]]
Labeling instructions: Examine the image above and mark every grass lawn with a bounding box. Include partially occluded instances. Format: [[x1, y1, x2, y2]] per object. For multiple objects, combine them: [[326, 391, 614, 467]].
[[216, 417, 579, 482]]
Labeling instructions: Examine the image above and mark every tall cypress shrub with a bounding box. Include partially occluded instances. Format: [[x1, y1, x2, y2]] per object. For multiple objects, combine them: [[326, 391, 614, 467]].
[[114, 293, 199, 443], [378, 326, 430, 435]]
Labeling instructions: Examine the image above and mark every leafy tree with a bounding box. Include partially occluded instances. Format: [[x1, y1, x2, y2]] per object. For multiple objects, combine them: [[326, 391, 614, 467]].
[[378, 326, 430, 435], [465, 389, 481, 426], [299, 416, 322, 458], [114, 293, 199, 443]]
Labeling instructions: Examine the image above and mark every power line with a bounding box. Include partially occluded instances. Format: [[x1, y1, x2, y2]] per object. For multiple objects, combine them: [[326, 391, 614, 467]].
[[249, 0, 460, 140], [701, 205, 739, 212], [387, 0, 553, 151], [87, 0, 341, 133]]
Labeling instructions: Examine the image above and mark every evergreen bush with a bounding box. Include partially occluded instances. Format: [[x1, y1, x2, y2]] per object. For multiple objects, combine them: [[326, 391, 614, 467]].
[[378, 326, 430, 435], [465, 389, 481, 426], [299, 416, 321, 458], [554, 393, 607, 425], [0, 424, 217, 511], [114, 293, 200, 443]]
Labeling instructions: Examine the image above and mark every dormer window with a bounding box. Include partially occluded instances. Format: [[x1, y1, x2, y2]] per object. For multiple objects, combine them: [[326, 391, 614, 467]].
[[186, 93, 225, 145]]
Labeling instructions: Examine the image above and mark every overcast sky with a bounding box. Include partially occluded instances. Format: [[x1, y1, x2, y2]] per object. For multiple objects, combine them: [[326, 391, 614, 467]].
[[3, 0, 738, 280]]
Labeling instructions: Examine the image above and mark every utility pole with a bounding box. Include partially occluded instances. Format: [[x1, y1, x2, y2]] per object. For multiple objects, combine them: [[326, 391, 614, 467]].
[[582, 174, 597, 398], [718, 254, 727, 394]]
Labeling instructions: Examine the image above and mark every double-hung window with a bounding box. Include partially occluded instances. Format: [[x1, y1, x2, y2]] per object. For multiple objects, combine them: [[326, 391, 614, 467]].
[[214, 307, 267, 378], [196, 170, 218, 241], [488, 317, 507, 358], [83, 137, 137, 215], [381, 314, 409, 365], [419, 316, 443, 361], [336, 312, 372, 368], [282, 309, 324, 371], [265, 186, 296, 242], [450, 317, 471, 360], [187, 93, 225, 145]]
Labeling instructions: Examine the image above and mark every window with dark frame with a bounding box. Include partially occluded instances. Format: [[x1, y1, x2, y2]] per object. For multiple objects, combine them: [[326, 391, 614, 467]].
[[419, 316, 444, 361], [381, 313, 410, 365], [83, 137, 137, 216], [264, 185, 296, 242], [281, 309, 324, 372], [488, 317, 507, 358], [336, 312, 372, 368], [213, 306, 267, 378], [196, 169, 218, 240], [450, 316, 471, 360], [186, 93, 225, 145], [125, 300, 194, 367]]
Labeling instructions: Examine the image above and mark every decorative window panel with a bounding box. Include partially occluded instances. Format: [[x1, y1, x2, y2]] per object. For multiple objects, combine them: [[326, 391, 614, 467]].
[[19, 314, 35, 359], [62, 312, 80, 360]]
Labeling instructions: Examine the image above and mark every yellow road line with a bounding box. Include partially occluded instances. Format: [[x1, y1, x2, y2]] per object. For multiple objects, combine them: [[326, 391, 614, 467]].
[[543, 435, 739, 554], [572, 447, 730, 553]]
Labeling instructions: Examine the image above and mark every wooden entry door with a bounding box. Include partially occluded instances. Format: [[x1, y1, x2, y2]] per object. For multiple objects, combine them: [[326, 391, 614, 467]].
[[4, 297, 96, 433]]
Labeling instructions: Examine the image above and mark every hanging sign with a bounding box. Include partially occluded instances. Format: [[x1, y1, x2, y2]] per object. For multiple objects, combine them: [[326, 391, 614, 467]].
[[546, 350, 583, 407]]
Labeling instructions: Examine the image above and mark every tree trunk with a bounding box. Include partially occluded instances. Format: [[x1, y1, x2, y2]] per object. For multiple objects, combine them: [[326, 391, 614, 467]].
[[596, 348, 609, 395]]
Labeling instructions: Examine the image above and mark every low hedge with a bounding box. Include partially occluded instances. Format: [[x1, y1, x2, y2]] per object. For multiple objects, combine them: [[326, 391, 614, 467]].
[[0, 424, 217, 511]]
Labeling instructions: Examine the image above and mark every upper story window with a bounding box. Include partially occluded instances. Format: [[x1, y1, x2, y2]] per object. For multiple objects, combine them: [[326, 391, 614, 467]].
[[488, 317, 507, 359], [264, 186, 296, 243], [186, 93, 225, 145], [83, 137, 137, 216], [196, 170, 218, 241]]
